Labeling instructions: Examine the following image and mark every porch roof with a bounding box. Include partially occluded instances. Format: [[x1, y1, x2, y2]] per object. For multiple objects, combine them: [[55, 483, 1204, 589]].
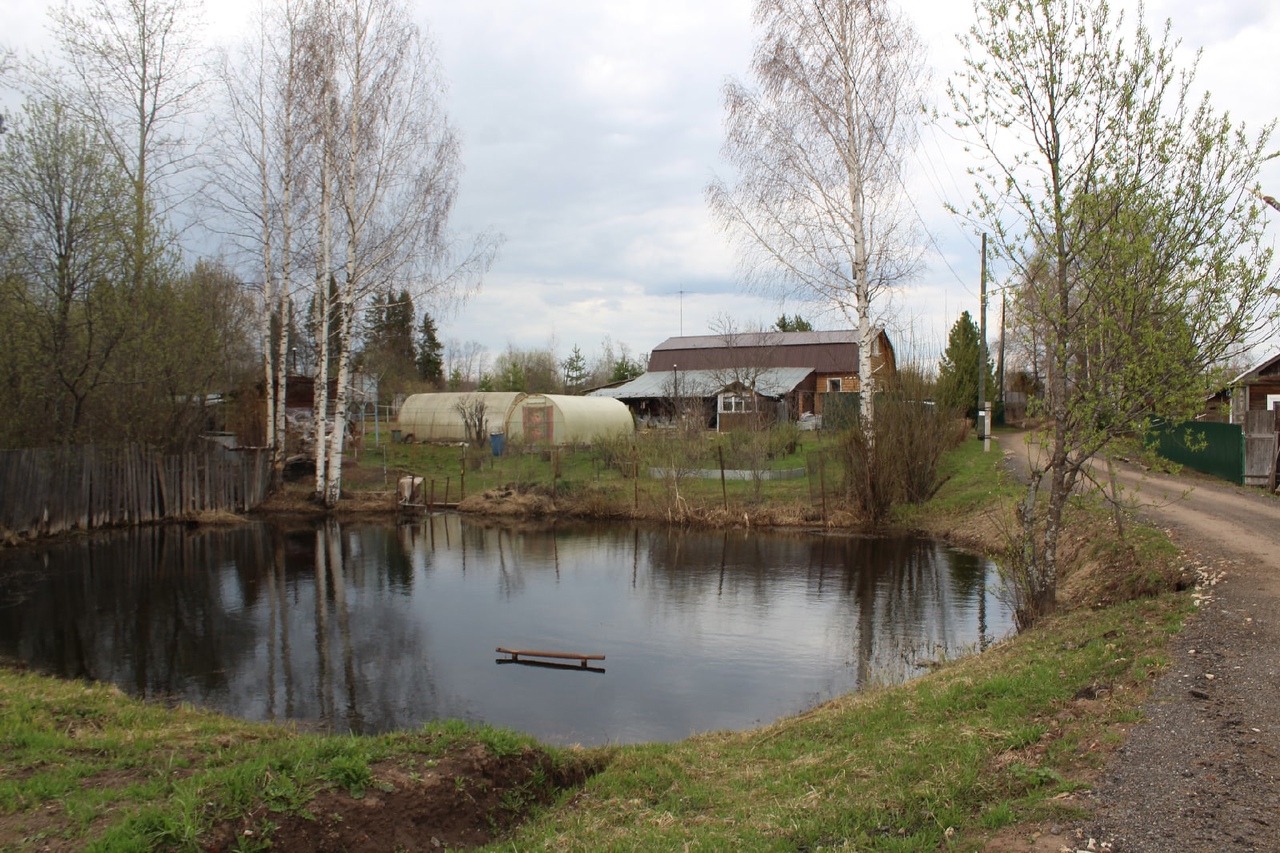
[[589, 367, 814, 400]]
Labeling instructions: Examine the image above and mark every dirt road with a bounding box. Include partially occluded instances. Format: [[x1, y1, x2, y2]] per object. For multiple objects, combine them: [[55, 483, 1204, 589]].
[[1006, 434, 1280, 851]]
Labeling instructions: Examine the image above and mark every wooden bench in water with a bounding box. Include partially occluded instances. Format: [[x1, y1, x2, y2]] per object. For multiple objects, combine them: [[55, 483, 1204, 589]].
[[495, 647, 606, 668]]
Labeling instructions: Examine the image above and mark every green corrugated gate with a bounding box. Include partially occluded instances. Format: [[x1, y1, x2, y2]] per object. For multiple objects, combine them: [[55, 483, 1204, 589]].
[[1149, 420, 1244, 484]]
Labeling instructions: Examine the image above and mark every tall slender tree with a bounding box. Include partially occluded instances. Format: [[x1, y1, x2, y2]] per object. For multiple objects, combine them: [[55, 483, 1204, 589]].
[[951, 0, 1276, 624], [416, 311, 444, 385], [707, 0, 927, 425], [51, 0, 204, 293]]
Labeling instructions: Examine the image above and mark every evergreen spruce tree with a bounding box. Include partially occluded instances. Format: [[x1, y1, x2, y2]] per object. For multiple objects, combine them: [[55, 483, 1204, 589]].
[[775, 314, 813, 332], [562, 345, 589, 393], [936, 311, 995, 420], [416, 311, 444, 385]]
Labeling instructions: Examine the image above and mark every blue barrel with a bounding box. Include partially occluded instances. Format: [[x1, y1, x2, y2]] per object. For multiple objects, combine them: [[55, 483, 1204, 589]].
[[490, 432, 506, 456]]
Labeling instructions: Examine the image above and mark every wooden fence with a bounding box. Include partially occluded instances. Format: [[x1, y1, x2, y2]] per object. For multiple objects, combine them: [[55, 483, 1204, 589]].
[[0, 445, 272, 539]]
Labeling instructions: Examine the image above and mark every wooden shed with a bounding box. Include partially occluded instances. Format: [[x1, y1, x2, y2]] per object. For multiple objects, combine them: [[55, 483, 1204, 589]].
[[1203, 352, 1280, 424]]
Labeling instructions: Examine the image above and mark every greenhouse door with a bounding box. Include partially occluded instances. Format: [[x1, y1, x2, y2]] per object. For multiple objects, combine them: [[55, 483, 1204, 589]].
[[524, 403, 553, 444]]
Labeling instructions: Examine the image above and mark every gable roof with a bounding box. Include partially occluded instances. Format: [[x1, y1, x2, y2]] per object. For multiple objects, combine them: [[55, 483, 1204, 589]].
[[651, 330, 858, 351], [1229, 351, 1280, 387]]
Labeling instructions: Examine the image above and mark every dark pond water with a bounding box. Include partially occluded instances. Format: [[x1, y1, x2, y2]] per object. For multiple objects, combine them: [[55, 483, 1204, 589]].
[[0, 516, 1012, 745]]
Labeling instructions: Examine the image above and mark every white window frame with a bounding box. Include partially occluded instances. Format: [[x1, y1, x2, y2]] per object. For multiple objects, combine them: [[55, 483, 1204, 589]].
[[719, 393, 754, 414], [828, 378, 842, 393]]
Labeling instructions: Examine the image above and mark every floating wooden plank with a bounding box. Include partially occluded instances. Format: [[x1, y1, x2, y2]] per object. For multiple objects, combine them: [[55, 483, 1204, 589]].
[[497, 658, 606, 673], [495, 647, 606, 668]]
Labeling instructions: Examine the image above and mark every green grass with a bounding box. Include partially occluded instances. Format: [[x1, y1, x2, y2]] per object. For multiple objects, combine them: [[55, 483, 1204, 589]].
[[0, 670, 567, 851], [359, 428, 837, 515]]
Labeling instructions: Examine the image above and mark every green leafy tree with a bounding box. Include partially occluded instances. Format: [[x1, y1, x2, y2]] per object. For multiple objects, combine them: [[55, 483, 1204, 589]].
[[0, 96, 132, 445], [491, 345, 559, 392], [936, 311, 995, 421], [416, 311, 445, 385], [950, 0, 1276, 626]]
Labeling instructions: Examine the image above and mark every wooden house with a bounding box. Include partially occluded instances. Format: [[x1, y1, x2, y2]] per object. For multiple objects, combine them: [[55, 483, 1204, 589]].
[[591, 329, 896, 431], [1204, 352, 1280, 424]]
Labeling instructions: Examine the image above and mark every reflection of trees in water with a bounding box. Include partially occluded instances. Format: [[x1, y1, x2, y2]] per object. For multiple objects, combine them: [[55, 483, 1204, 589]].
[[0, 521, 458, 734], [0, 526, 264, 698], [263, 521, 448, 734], [639, 529, 997, 689], [0, 516, 1009, 739]]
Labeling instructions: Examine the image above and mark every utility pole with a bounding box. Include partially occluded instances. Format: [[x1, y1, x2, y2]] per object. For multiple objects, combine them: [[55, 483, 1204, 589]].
[[978, 233, 989, 439]]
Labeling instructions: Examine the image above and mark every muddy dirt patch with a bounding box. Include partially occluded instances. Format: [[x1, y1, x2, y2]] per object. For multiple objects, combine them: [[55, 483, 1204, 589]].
[[203, 743, 599, 852]]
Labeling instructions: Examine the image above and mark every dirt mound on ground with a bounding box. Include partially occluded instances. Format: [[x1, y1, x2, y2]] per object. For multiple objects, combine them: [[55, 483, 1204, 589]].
[[204, 744, 598, 852]]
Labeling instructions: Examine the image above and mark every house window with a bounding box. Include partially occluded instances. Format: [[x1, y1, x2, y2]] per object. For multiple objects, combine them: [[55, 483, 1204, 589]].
[[828, 378, 842, 393], [719, 394, 753, 414]]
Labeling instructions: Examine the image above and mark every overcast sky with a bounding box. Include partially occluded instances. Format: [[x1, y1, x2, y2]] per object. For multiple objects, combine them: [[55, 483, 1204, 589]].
[[5, 0, 1279, 370]]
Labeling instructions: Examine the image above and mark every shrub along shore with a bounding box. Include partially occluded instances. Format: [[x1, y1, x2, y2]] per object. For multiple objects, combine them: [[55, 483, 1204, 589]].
[[0, 431, 1193, 851]]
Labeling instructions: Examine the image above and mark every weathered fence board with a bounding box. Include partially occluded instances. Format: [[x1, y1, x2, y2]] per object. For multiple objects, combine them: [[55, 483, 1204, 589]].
[[0, 445, 271, 539], [1244, 409, 1278, 489]]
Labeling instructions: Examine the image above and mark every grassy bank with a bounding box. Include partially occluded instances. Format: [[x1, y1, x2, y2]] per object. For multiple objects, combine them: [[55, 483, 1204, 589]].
[[0, 432, 1195, 850]]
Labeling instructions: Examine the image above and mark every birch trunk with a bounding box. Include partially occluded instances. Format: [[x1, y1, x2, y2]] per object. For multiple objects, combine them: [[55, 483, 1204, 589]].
[[273, 4, 302, 489]]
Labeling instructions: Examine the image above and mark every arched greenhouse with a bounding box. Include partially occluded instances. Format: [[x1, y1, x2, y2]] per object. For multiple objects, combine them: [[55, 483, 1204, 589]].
[[395, 392, 633, 445]]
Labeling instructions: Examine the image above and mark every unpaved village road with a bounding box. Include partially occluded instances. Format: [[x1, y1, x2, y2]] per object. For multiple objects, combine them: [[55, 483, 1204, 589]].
[[1007, 434, 1280, 851]]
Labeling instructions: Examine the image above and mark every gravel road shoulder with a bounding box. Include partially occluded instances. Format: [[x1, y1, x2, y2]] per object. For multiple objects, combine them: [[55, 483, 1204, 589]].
[[1001, 434, 1280, 852]]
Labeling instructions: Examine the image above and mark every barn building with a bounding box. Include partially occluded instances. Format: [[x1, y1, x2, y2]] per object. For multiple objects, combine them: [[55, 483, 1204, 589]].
[[591, 329, 896, 431]]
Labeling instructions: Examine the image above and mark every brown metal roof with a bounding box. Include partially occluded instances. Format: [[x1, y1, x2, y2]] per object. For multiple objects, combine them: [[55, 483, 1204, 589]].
[[651, 330, 857, 351], [647, 330, 875, 374]]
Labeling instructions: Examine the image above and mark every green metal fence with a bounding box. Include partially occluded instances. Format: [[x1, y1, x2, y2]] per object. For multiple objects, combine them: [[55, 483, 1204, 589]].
[[1149, 420, 1243, 484]]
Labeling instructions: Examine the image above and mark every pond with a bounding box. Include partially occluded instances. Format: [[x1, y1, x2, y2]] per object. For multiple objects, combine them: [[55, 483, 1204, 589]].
[[0, 516, 1013, 745]]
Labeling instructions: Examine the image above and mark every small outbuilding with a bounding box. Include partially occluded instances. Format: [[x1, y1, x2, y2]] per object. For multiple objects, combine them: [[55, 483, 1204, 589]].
[[1204, 352, 1280, 424], [395, 392, 633, 445]]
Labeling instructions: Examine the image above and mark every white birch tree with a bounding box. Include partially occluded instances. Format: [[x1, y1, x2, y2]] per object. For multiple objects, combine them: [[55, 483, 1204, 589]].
[[706, 0, 927, 426], [214, 0, 310, 486], [304, 0, 498, 506]]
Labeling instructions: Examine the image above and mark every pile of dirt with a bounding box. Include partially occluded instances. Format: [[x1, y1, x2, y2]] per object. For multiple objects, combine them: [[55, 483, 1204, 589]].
[[203, 744, 598, 852]]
